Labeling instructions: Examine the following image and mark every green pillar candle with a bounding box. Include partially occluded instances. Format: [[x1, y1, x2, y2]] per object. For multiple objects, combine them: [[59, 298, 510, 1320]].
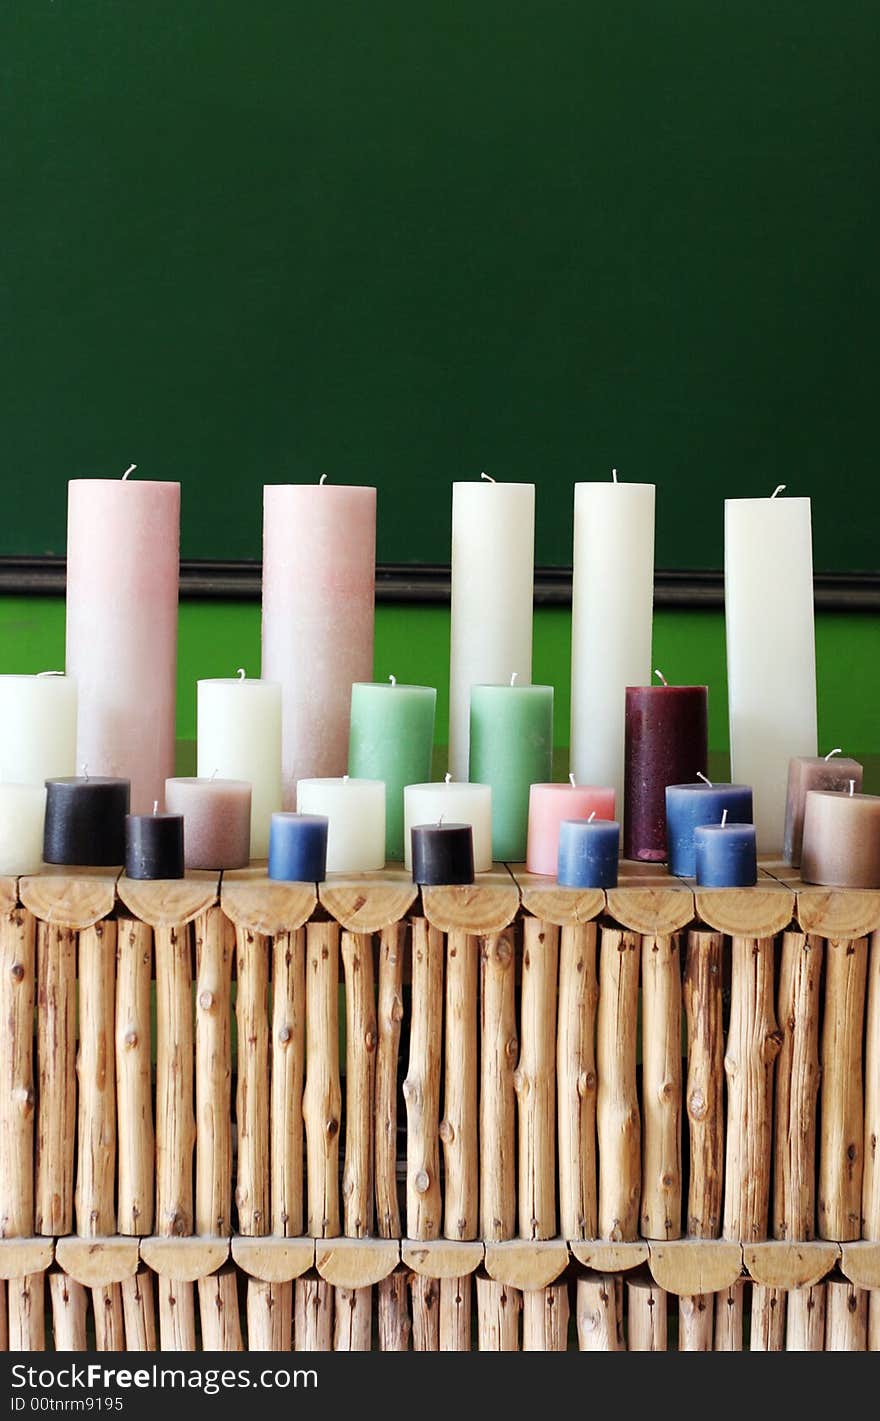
[[469, 682, 554, 861], [348, 678, 437, 861]]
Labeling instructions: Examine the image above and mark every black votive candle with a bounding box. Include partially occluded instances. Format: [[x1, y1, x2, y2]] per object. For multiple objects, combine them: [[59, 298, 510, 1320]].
[[125, 812, 185, 880], [43, 776, 130, 866], [411, 821, 474, 886]]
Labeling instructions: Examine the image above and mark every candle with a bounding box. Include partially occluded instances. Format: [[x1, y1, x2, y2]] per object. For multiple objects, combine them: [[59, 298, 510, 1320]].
[[725, 489, 817, 852], [125, 809, 185, 880], [469, 680, 553, 861], [66, 474, 179, 814], [268, 812, 329, 883], [801, 787, 880, 888], [262, 482, 376, 802], [196, 673, 282, 858], [570, 475, 655, 822], [0, 785, 47, 874], [526, 780, 616, 876], [404, 779, 493, 872], [693, 814, 758, 887], [411, 822, 474, 885], [557, 816, 620, 888], [0, 674, 77, 785], [165, 777, 251, 870], [296, 777, 385, 872], [448, 477, 534, 779], [665, 779, 753, 878], [43, 776, 130, 866], [623, 676, 708, 861], [348, 678, 436, 861], [783, 750, 864, 868]]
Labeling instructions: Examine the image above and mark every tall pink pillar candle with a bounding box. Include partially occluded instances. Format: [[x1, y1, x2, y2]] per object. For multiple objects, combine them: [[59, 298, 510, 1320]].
[[262, 483, 376, 806], [526, 781, 616, 876], [66, 477, 179, 814]]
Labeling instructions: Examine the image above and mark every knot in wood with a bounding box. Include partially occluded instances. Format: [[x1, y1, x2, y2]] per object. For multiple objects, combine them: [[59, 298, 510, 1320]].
[[504, 1036, 519, 1064], [364, 1029, 377, 1051], [658, 1078, 676, 1103], [124, 1029, 138, 1048], [391, 994, 404, 1023], [402, 1078, 420, 1106], [414, 1168, 431, 1195], [688, 1088, 706, 1119], [325, 1117, 339, 1138], [278, 1025, 292, 1044], [438, 1119, 454, 1144], [10, 962, 24, 981], [198, 990, 214, 1010]]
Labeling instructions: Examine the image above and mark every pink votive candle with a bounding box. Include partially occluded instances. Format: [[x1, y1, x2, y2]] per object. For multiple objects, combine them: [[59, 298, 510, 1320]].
[[165, 777, 252, 870], [526, 781, 616, 876], [800, 788, 880, 888]]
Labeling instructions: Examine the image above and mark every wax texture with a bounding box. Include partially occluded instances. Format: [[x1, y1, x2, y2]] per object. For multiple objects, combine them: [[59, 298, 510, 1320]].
[[526, 782, 616, 876], [348, 681, 436, 861], [783, 755, 863, 867], [557, 817, 619, 888], [411, 821, 474, 885], [0, 784, 47, 874], [268, 812, 328, 882], [624, 684, 708, 860], [125, 813, 185, 880], [165, 777, 251, 870], [801, 790, 880, 888], [693, 823, 757, 887], [296, 777, 385, 872], [404, 781, 493, 872], [0, 674, 77, 785], [197, 677, 282, 858], [469, 683, 553, 861], [43, 776, 130, 866], [665, 782, 753, 878]]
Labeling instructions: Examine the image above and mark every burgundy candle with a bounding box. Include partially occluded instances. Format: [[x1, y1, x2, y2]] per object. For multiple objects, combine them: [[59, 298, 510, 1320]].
[[624, 675, 709, 861]]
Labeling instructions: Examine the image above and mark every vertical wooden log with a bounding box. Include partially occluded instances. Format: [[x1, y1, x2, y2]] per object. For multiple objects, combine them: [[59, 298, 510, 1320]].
[[576, 1274, 623, 1351], [869, 1291, 880, 1351], [0, 907, 35, 1239], [194, 908, 232, 1236], [198, 1267, 244, 1351], [158, 1277, 196, 1351], [116, 920, 154, 1235], [641, 933, 682, 1240], [597, 927, 641, 1240], [439, 1276, 471, 1351], [678, 1293, 713, 1350], [786, 1284, 826, 1350], [92, 1284, 125, 1350], [333, 1286, 371, 1351], [722, 937, 783, 1241], [410, 1273, 440, 1351], [76, 920, 117, 1236], [523, 1282, 570, 1351], [294, 1277, 333, 1350], [35, 924, 76, 1235], [774, 931, 822, 1240], [819, 937, 867, 1241], [272, 928, 306, 1237], [155, 924, 195, 1236], [627, 1279, 667, 1351], [49, 1272, 88, 1351], [557, 923, 598, 1242], [121, 1269, 157, 1350], [714, 1282, 744, 1351], [480, 930, 518, 1242], [404, 918, 443, 1240], [750, 1285, 786, 1350], [476, 1275, 521, 1351], [863, 930, 880, 1239], [825, 1280, 868, 1351], [8, 1274, 44, 1350], [235, 927, 270, 1236], [442, 931, 478, 1240], [515, 918, 558, 1241], [375, 924, 404, 1240], [247, 1279, 292, 1351], [683, 930, 724, 1238], [378, 1270, 411, 1351], [341, 930, 377, 1238], [303, 922, 341, 1238], [0, 1279, 6, 1352]]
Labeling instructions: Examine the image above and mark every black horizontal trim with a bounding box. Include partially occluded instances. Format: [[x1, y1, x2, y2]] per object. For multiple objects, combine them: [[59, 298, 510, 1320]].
[[0, 556, 877, 610]]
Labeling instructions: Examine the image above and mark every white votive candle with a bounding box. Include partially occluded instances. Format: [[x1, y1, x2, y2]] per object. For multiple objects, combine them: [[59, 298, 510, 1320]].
[[404, 779, 493, 873], [0, 784, 47, 874], [197, 674, 282, 858], [0, 674, 77, 784], [296, 777, 386, 872]]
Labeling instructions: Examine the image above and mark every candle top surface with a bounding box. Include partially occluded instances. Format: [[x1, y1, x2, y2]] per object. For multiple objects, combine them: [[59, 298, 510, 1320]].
[[626, 682, 708, 694], [271, 812, 329, 825], [667, 781, 751, 793], [574, 479, 654, 490], [166, 776, 251, 791], [0, 672, 74, 682], [452, 479, 534, 490], [198, 676, 281, 687], [406, 780, 490, 791], [126, 811, 183, 822], [264, 481, 375, 492], [725, 494, 810, 507], [70, 477, 180, 490], [471, 682, 554, 693], [560, 816, 620, 830], [805, 789, 879, 805], [412, 820, 472, 832], [531, 781, 613, 793], [297, 777, 384, 788], [46, 775, 130, 788], [693, 821, 756, 834], [352, 681, 436, 693], [791, 754, 862, 766]]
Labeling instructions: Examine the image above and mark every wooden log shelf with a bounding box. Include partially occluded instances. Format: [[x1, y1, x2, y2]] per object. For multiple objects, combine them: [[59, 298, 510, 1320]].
[[1, 864, 878, 1352]]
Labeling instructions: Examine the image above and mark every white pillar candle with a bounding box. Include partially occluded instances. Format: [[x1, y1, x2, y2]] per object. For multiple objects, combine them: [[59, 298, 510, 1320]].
[[196, 674, 282, 858], [725, 490, 817, 852], [448, 478, 534, 780], [0, 784, 47, 874], [0, 674, 77, 784], [296, 777, 385, 872], [262, 482, 376, 804], [570, 476, 655, 820], [66, 474, 179, 814], [404, 779, 493, 872]]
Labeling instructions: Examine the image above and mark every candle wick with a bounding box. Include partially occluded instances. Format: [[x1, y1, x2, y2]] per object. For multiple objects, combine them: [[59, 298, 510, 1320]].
[[82, 764, 89, 781], [849, 779, 855, 797], [439, 814, 445, 827], [612, 467, 618, 483], [824, 747, 842, 761], [343, 774, 349, 783], [319, 473, 328, 485], [771, 484, 786, 498], [236, 667, 247, 681], [696, 770, 713, 788], [587, 810, 596, 822], [36, 670, 64, 677], [444, 772, 452, 784], [653, 668, 668, 686], [569, 772, 576, 788], [389, 674, 397, 686], [721, 808, 728, 827], [153, 800, 159, 815], [480, 471, 496, 483], [121, 463, 137, 480], [510, 671, 518, 686], [211, 768, 218, 780]]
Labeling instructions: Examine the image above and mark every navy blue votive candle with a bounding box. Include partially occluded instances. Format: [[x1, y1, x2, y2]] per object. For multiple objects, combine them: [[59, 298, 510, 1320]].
[[268, 812, 329, 882], [557, 817, 620, 888], [665, 780, 753, 877], [411, 822, 474, 885], [694, 819, 758, 887], [125, 810, 185, 880]]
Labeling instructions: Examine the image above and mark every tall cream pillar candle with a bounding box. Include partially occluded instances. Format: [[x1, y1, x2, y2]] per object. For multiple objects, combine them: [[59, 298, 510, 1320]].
[[262, 481, 376, 805], [196, 673, 282, 858], [66, 473, 179, 814], [448, 477, 534, 780], [725, 489, 817, 852], [570, 476, 655, 818]]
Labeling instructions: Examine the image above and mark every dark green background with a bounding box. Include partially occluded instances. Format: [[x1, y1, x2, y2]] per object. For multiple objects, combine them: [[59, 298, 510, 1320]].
[[2, 2, 877, 569]]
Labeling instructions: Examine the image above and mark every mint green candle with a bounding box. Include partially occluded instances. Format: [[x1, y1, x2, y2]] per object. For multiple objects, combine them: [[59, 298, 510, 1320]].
[[348, 679, 437, 861], [469, 683, 554, 861]]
